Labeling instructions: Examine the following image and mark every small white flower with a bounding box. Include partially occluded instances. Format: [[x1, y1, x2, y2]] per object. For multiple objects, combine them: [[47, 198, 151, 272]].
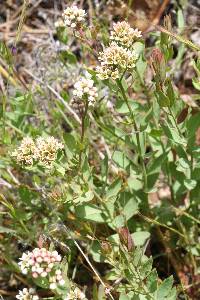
[[110, 21, 142, 48], [11, 137, 36, 166], [16, 288, 39, 300], [62, 6, 86, 29], [59, 279, 65, 285], [49, 283, 57, 290], [55, 18, 64, 28], [34, 136, 64, 168], [65, 287, 86, 300], [96, 42, 138, 80], [18, 248, 64, 287], [73, 74, 98, 107]]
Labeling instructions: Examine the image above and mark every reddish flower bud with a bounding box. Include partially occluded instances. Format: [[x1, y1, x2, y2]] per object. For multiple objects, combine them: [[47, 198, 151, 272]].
[[118, 227, 134, 252], [151, 48, 166, 83], [151, 48, 164, 66], [101, 241, 112, 254]]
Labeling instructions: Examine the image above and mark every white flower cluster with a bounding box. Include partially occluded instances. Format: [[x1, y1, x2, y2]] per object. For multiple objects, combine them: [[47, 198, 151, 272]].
[[55, 18, 65, 28], [18, 248, 65, 290], [12, 136, 64, 168], [110, 21, 142, 48], [62, 6, 86, 29], [35, 136, 64, 167], [96, 21, 141, 80], [65, 287, 86, 300], [73, 74, 98, 107], [96, 42, 138, 80], [11, 137, 36, 166], [16, 288, 39, 300], [49, 269, 65, 290]]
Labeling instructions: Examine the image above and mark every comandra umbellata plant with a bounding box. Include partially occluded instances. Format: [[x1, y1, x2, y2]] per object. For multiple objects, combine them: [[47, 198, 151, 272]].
[[1, 2, 200, 300]]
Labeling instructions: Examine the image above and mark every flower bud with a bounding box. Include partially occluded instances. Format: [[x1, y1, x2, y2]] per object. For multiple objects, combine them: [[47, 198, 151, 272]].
[[118, 227, 134, 252], [101, 241, 112, 254], [151, 48, 166, 83]]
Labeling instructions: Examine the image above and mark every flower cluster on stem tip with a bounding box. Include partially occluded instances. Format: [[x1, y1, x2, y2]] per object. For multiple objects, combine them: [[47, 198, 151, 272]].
[[65, 287, 86, 300], [73, 74, 98, 107], [12, 136, 64, 168], [35, 137, 64, 167], [110, 21, 142, 48], [62, 6, 86, 29], [16, 288, 39, 300], [11, 137, 36, 166], [18, 248, 65, 289], [96, 21, 141, 80], [96, 42, 138, 80]]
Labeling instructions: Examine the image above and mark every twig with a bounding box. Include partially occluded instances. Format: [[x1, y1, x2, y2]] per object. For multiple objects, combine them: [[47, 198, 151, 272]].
[[0, 178, 12, 189], [151, 0, 170, 27], [0, 290, 15, 296], [0, 64, 18, 86]]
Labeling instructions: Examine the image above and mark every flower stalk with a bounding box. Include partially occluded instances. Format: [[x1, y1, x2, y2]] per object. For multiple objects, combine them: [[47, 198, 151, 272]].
[[116, 78, 148, 190]]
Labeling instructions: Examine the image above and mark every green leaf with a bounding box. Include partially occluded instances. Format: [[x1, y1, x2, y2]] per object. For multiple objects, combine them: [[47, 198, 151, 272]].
[[157, 276, 173, 299], [118, 192, 138, 221], [18, 186, 37, 205], [134, 42, 145, 55], [176, 157, 190, 174], [63, 133, 77, 159], [187, 112, 200, 138], [119, 293, 130, 300], [116, 100, 139, 114], [147, 153, 167, 175], [56, 165, 65, 176], [140, 257, 153, 279], [166, 81, 176, 106], [33, 277, 49, 289], [136, 55, 147, 84], [184, 179, 197, 190], [113, 151, 130, 169], [75, 204, 106, 223], [192, 78, 200, 91], [177, 9, 184, 30], [123, 197, 138, 220], [156, 90, 170, 107], [147, 269, 158, 293], [106, 178, 122, 199], [162, 124, 186, 146], [76, 190, 94, 203], [167, 287, 177, 300], [57, 27, 68, 44], [60, 50, 77, 64], [113, 215, 125, 228], [132, 231, 150, 246]]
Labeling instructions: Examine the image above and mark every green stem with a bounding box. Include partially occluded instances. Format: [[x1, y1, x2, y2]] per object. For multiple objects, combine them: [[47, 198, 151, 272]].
[[176, 219, 197, 274], [116, 79, 147, 190], [138, 212, 184, 238], [172, 206, 200, 226], [78, 100, 88, 169]]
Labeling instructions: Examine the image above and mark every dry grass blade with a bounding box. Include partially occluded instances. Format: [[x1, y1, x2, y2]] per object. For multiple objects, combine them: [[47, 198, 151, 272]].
[[157, 25, 200, 52]]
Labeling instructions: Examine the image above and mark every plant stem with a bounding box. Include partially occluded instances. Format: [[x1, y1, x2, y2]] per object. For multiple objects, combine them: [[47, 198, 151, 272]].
[[138, 212, 184, 237], [116, 79, 147, 190], [78, 101, 88, 169], [172, 207, 200, 226]]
